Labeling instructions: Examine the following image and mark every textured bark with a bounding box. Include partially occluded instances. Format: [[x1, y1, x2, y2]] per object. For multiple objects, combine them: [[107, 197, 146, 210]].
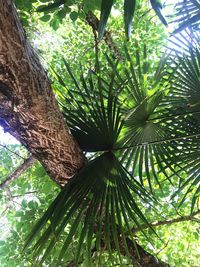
[[125, 238, 170, 267], [92, 220, 170, 267], [0, 0, 85, 186]]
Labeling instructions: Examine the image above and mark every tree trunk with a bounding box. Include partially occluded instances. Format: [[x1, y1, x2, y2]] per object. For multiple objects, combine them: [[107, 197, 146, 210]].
[[125, 238, 170, 267], [0, 0, 85, 186]]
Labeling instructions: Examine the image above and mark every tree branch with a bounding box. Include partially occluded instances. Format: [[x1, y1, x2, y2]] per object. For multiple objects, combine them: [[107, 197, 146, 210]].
[[0, 155, 36, 189], [99, 210, 200, 266], [132, 209, 200, 233], [92, 221, 170, 267], [12, 191, 38, 198], [0, 0, 85, 186], [124, 237, 170, 267], [86, 11, 123, 61]]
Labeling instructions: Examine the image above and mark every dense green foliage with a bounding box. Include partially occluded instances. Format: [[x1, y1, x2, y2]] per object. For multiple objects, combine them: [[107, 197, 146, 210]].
[[0, 1, 200, 266]]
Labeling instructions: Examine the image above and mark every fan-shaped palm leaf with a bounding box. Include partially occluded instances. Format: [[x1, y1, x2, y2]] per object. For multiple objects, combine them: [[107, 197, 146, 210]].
[[24, 52, 167, 265], [55, 59, 124, 152], [111, 47, 185, 191], [163, 39, 200, 210], [172, 0, 200, 34], [24, 152, 153, 266], [25, 37, 200, 264]]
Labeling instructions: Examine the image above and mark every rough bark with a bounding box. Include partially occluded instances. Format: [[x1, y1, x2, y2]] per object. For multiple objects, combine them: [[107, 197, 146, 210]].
[[124, 237, 170, 267], [0, 0, 85, 186]]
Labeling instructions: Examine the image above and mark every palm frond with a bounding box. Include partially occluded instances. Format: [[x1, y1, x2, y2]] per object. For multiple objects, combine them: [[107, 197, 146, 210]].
[[25, 40, 200, 264], [24, 152, 153, 266], [161, 41, 200, 208], [150, 0, 168, 26], [53, 59, 124, 152], [172, 0, 200, 34], [113, 48, 183, 189], [116, 43, 200, 198]]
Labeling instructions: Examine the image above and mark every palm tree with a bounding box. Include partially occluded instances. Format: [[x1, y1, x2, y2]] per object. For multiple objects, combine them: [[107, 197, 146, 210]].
[[17, 1, 200, 266], [23, 24, 200, 265]]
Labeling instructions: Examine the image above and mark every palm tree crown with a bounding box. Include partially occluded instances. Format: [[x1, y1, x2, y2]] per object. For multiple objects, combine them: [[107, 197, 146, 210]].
[[24, 1, 200, 266]]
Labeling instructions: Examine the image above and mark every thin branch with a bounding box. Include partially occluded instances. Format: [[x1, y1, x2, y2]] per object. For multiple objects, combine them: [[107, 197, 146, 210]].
[[0, 143, 26, 159], [156, 237, 171, 256], [132, 209, 200, 233], [5, 187, 13, 208], [0, 155, 36, 189], [116, 211, 200, 266], [12, 191, 38, 198]]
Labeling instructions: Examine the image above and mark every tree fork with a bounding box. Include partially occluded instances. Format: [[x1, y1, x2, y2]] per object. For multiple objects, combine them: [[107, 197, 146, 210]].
[[0, 0, 85, 186]]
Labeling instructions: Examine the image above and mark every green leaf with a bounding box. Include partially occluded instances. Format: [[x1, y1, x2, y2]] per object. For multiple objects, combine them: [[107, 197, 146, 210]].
[[39, 15, 51, 22], [36, 0, 67, 13], [69, 11, 78, 22], [56, 57, 123, 152], [50, 18, 60, 30]]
